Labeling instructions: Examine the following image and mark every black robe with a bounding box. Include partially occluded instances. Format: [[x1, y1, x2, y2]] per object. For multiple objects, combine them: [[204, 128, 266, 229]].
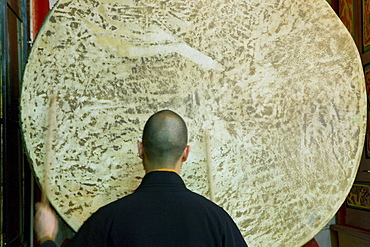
[[41, 171, 247, 247]]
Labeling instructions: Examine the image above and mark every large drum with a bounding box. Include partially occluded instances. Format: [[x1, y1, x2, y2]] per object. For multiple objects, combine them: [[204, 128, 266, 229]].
[[21, 0, 366, 246]]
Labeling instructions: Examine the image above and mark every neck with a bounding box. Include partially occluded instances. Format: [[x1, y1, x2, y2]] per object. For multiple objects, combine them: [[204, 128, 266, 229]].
[[144, 163, 182, 175], [144, 156, 183, 174]]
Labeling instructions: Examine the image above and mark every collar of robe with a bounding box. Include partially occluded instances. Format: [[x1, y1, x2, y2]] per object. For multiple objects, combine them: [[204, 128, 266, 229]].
[[151, 168, 179, 175]]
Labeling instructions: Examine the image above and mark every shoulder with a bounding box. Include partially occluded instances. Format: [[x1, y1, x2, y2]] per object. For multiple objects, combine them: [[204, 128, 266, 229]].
[[185, 190, 224, 209], [93, 193, 137, 216], [184, 191, 248, 246], [183, 190, 235, 219], [64, 196, 136, 246]]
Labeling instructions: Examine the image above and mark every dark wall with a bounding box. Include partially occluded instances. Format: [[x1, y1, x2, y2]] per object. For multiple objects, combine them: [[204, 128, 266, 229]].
[[1, 0, 32, 246]]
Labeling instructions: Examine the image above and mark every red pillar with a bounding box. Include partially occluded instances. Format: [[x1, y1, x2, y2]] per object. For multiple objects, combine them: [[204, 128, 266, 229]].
[[32, 0, 50, 39]]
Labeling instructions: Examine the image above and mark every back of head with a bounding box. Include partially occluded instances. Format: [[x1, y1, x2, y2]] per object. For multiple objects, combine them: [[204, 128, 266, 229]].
[[142, 110, 188, 169]]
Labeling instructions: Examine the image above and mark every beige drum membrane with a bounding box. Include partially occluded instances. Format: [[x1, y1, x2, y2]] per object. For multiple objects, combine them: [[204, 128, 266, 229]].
[[21, 0, 366, 246]]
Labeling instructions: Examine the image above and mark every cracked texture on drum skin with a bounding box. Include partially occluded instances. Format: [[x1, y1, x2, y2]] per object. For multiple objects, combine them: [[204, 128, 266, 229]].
[[21, 0, 366, 246]]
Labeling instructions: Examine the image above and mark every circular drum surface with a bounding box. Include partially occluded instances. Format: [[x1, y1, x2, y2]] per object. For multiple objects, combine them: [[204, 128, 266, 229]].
[[21, 0, 366, 246]]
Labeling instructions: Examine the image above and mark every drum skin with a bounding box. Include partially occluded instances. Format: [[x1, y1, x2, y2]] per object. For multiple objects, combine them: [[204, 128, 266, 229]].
[[21, 0, 366, 246]]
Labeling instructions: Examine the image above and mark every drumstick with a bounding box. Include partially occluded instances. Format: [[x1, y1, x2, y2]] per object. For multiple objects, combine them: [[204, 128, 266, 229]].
[[205, 129, 215, 202], [42, 92, 58, 205]]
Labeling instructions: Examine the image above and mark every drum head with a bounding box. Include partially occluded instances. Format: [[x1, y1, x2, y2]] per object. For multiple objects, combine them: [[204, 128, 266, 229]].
[[21, 0, 366, 246]]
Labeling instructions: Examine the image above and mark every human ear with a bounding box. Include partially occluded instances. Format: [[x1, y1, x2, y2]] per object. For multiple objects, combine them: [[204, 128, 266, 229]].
[[182, 145, 190, 162], [137, 142, 144, 159]]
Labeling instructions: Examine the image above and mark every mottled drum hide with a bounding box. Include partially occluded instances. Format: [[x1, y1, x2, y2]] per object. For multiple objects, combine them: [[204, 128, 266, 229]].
[[21, 0, 366, 246]]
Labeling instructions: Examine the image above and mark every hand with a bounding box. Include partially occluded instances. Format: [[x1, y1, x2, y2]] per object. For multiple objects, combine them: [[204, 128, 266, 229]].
[[34, 202, 58, 242]]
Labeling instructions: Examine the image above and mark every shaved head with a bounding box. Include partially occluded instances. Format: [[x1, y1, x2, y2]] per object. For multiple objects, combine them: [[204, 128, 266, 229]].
[[142, 110, 188, 169]]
